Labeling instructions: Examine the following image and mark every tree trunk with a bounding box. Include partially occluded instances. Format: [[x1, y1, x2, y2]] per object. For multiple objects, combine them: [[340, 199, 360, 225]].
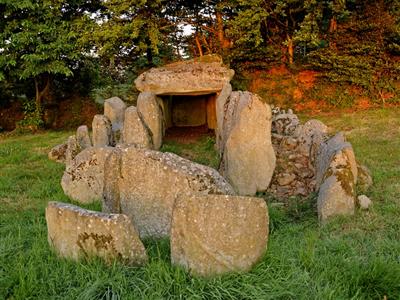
[[34, 75, 50, 111], [195, 34, 203, 57], [329, 17, 338, 50], [201, 34, 211, 54], [329, 17, 337, 33], [216, 11, 230, 49], [287, 36, 294, 65], [145, 36, 153, 66]]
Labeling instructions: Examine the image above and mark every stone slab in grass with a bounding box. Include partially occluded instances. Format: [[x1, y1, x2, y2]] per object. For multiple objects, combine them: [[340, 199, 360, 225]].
[[46, 201, 148, 265], [170, 194, 269, 276]]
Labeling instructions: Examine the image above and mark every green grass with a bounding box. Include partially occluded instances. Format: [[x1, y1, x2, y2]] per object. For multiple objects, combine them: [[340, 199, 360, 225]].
[[160, 136, 220, 169], [1, 108, 400, 299]]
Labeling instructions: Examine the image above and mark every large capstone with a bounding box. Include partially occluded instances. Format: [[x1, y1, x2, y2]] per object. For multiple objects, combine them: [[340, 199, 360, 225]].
[[103, 146, 234, 238], [219, 92, 276, 195], [61, 147, 114, 203], [134, 55, 234, 96], [171, 194, 269, 276], [46, 201, 147, 265], [316, 132, 358, 222]]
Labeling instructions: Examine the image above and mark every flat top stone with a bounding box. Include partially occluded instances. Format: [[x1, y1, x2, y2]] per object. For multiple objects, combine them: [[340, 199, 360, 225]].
[[134, 55, 235, 96]]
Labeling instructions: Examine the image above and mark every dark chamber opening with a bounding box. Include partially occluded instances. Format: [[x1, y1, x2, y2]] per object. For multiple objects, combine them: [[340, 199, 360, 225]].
[[160, 93, 217, 142]]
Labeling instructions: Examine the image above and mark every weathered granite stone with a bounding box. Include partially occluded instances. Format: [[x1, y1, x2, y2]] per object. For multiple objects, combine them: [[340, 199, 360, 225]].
[[65, 135, 80, 167], [104, 97, 127, 144], [316, 133, 358, 222], [215, 83, 232, 151], [46, 201, 147, 265], [92, 115, 112, 147], [134, 55, 234, 96], [76, 125, 92, 149], [48, 142, 68, 163], [122, 106, 152, 148], [220, 92, 276, 196], [104, 146, 234, 238], [171, 194, 268, 276], [61, 147, 114, 203], [137, 92, 163, 150], [102, 148, 122, 214], [357, 163, 373, 193], [316, 132, 357, 188], [357, 194, 372, 210]]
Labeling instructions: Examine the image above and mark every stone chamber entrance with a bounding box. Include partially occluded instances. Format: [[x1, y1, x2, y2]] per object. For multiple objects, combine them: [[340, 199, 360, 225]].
[[160, 94, 217, 143]]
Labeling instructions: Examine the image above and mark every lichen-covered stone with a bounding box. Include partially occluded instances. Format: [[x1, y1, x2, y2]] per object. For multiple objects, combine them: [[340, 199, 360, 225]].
[[134, 55, 234, 96], [76, 125, 92, 149], [316, 132, 358, 222], [104, 146, 234, 238], [65, 135, 80, 167], [220, 92, 276, 196], [61, 147, 114, 203], [46, 201, 147, 265], [104, 97, 127, 144], [48, 142, 68, 163], [137, 92, 163, 150], [92, 115, 112, 147], [122, 106, 152, 148], [171, 194, 268, 276]]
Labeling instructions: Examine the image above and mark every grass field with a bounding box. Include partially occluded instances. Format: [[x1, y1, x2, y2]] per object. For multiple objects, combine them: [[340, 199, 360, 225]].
[[1, 108, 400, 299]]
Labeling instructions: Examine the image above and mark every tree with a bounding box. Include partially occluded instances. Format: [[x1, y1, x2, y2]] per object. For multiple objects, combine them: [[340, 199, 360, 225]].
[[0, 0, 91, 116], [88, 0, 177, 68]]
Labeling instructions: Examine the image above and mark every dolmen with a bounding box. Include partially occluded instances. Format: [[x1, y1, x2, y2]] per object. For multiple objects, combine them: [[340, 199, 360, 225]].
[[47, 55, 372, 275]]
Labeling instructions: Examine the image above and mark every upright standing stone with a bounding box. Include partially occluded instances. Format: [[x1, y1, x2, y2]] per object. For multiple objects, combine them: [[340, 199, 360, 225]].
[[46, 201, 147, 265], [76, 125, 92, 149], [215, 83, 232, 151], [122, 106, 152, 148], [220, 92, 276, 196], [102, 148, 122, 213], [104, 146, 234, 238], [92, 115, 112, 147], [61, 147, 114, 203], [316, 133, 358, 222], [65, 135, 80, 167], [104, 97, 127, 144], [137, 92, 163, 150], [171, 194, 269, 276]]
